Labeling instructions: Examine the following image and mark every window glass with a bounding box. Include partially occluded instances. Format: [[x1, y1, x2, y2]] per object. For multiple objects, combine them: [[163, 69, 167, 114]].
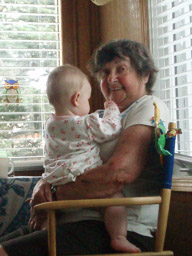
[[0, 0, 62, 165]]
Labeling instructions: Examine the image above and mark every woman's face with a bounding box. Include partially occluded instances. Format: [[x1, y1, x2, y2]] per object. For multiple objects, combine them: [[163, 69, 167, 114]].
[[100, 57, 149, 112], [78, 79, 91, 116]]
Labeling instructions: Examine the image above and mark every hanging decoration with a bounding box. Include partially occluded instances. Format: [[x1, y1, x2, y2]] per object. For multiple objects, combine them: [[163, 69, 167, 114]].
[[3, 80, 22, 103]]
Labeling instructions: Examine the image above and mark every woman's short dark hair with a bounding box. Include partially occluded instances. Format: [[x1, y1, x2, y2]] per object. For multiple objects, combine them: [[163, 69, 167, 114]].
[[87, 39, 158, 94]]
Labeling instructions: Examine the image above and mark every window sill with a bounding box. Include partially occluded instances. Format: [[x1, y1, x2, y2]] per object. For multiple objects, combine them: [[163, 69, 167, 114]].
[[13, 159, 44, 172], [173, 154, 192, 177], [172, 177, 192, 192]]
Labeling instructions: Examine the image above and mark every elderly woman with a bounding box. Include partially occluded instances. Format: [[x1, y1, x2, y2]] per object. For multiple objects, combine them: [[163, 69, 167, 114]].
[[0, 39, 169, 256]]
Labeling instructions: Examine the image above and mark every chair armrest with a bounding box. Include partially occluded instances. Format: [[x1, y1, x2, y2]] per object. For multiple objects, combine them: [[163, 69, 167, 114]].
[[35, 196, 162, 212], [85, 251, 173, 256]]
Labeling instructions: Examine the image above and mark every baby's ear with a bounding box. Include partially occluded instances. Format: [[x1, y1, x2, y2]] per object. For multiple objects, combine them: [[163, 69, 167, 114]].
[[71, 92, 80, 107]]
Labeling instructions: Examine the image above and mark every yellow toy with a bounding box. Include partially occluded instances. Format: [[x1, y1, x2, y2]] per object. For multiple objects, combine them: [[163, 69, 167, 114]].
[[167, 122, 182, 137]]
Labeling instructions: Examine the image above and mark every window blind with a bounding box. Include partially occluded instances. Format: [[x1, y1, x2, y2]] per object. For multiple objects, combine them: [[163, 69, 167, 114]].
[[0, 0, 62, 164], [148, 0, 192, 157]]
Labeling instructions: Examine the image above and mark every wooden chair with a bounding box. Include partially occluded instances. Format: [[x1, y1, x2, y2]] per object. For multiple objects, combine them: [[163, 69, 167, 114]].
[[35, 123, 177, 256]]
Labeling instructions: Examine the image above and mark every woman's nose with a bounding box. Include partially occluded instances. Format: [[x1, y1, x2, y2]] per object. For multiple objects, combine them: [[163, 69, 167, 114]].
[[107, 71, 118, 83]]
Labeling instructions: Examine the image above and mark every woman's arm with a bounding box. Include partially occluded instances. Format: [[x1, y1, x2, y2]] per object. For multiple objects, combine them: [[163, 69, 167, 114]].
[[28, 179, 53, 230], [56, 124, 154, 200], [29, 124, 154, 229]]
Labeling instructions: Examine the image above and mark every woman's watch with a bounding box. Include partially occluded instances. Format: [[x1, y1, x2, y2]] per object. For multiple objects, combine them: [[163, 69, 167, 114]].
[[50, 184, 57, 200]]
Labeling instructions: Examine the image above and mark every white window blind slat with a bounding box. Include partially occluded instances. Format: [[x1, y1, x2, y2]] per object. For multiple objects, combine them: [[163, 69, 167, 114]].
[[0, 2, 59, 6]]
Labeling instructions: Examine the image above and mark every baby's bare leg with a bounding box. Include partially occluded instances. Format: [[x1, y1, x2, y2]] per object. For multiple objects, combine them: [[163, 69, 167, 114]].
[[0, 245, 8, 256], [104, 192, 141, 253]]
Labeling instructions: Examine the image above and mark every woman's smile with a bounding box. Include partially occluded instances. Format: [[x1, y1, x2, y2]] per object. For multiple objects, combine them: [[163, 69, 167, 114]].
[[109, 82, 123, 91], [110, 88, 122, 91]]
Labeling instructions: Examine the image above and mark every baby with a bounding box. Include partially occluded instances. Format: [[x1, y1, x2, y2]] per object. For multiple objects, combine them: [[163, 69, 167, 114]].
[[42, 64, 140, 253]]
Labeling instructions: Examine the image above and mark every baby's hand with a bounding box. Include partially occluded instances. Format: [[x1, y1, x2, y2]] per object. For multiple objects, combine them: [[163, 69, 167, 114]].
[[100, 83, 111, 100], [104, 100, 116, 109]]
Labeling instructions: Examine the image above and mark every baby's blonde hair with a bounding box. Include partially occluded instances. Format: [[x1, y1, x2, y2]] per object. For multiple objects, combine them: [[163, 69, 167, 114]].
[[47, 64, 88, 107]]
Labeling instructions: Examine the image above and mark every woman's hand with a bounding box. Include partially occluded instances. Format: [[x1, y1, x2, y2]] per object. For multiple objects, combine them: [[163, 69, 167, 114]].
[[28, 179, 52, 230]]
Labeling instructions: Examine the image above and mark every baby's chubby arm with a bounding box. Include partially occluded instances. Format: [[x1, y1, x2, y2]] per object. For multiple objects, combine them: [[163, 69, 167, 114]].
[[85, 100, 122, 143], [103, 100, 120, 119]]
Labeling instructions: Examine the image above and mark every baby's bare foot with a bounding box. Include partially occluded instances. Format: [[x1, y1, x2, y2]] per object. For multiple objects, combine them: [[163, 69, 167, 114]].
[[111, 236, 141, 253]]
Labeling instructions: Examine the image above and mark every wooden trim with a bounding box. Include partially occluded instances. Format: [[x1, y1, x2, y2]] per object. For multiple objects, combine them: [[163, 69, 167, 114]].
[[59, 0, 64, 64], [73, 0, 79, 67], [87, 1, 104, 112], [48, 210, 56, 256], [139, 0, 149, 47], [61, 0, 76, 64], [88, 0, 101, 53], [82, 252, 174, 256], [155, 189, 171, 252], [35, 196, 162, 211]]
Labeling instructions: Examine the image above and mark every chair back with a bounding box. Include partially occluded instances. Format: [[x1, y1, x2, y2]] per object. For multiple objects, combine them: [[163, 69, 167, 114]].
[[163, 135, 176, 189]]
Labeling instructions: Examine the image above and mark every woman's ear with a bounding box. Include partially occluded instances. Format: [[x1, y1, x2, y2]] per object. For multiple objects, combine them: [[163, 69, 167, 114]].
[[142, 74, 150, 84], [71, 92, 80, 107]]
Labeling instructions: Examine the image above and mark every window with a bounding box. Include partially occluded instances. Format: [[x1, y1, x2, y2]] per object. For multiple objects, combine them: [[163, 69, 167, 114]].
[[0, 0, 62, 168], [148, 0, 192, 162]]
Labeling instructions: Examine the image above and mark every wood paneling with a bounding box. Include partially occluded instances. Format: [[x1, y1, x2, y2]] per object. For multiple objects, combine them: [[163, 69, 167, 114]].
[[62, 0, 100, 73], [165, 191, 192, 256], [99, 0, 149, 46], [61, 0, 76, 64]]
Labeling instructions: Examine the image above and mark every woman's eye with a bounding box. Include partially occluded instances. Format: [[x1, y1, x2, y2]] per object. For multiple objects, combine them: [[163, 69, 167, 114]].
[[117, 65, 127, 74], [101, 70, 109, 78]]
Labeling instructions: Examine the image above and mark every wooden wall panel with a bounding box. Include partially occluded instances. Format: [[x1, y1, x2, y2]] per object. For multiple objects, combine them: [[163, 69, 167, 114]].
[[61, 0, 92, 70], [165, 191, 192, 256], [99, 0, 149, 46], [62, 0, 101, 72], [61, 0, 76, 64], [73, 0, 91, 74]]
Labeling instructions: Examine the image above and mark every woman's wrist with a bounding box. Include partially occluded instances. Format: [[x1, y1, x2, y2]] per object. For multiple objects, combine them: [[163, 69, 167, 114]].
[[50, 184, 57, 200]]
